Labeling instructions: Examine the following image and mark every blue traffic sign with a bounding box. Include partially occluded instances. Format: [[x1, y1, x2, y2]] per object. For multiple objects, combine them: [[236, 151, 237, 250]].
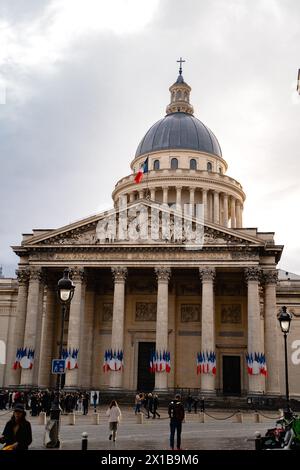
[[52, 359, 66, 374]]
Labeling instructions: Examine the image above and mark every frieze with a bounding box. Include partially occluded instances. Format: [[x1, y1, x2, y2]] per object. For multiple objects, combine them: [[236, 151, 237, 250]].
[[220, 304, 242, 324], [135, 302, 157, 321], [181, 304, 201, 322], [102, 303, 113, 322]]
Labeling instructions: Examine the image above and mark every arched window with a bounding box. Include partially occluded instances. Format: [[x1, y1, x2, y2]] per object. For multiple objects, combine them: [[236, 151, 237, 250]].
[[219, 167, 222, 174], [190, 159, 197, 170], [153, 159, 160, 170], [171, 158, 178, 170], [207, 162, 213, 172]]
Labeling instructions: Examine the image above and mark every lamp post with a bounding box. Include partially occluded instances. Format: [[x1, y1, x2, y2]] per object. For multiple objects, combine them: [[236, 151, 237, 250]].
[[49, 268, 75, 447], [277, 306, 292, 418]]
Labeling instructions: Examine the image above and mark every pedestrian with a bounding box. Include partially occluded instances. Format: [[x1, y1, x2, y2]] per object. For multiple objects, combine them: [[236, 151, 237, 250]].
[[152, 394, 160, 419], [106, 400, 122, 443], [193, 396, 199, 414], [186, 394, 193, 413], [93, 391, 98, 411], [168, 394, 185, 450], [134, 392, 142, 414], [83, 393, 89, 415], [146, 393, 154, 419], [0, 403, 32, 450]]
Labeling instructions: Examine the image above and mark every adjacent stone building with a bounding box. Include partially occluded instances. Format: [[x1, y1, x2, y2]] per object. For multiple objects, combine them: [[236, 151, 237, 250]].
[[0, 69, 300, 397]]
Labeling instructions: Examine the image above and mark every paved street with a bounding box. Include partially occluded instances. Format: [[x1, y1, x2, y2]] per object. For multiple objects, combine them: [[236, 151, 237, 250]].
[[0, 407, 280, 450]]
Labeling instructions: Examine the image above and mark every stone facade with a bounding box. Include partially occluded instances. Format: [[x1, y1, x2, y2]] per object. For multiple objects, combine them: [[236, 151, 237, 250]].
[[0, 71, 300, 397]]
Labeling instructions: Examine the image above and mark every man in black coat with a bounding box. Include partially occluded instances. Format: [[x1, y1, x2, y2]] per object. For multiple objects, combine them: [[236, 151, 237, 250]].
[[168, 394, 185, 450], [0, 403, 32, 450]]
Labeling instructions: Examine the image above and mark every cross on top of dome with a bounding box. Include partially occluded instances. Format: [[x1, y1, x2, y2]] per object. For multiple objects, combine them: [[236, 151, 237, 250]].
[[177, 57, 186, 76]]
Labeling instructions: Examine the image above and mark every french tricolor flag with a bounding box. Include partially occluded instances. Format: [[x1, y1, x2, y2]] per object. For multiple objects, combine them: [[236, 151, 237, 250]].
[[134, 157, 148, 184]]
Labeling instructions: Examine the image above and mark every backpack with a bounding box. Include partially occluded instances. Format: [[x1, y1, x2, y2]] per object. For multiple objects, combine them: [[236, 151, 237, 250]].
[[169, 401, 184, 421]]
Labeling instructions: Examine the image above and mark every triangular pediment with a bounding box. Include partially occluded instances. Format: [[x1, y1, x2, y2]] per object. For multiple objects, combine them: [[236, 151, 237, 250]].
[[20, 199, 266, 249]]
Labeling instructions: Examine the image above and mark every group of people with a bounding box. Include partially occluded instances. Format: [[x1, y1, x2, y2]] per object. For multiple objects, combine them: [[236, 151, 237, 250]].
[[0, 389, 93, 416], [135, 392, 160, 418], [0, 389, 186, 451]]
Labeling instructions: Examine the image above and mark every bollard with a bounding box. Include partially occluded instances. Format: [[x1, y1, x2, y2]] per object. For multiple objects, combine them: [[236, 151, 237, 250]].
[[199, 411, 205, 423], [92, 413, 100, 425], [39, 411, 47, 425], [254, 412, 261, 423], [82, 432, 88, 451], [136, 412, 144, 424], [68, 412, 76, 425], [234, 411, 243, 423], [254, 431, 262, 451]]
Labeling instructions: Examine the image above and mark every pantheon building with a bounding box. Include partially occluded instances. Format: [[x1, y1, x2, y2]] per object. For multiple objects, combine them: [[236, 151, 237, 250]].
[[0, 68, 300, 398]]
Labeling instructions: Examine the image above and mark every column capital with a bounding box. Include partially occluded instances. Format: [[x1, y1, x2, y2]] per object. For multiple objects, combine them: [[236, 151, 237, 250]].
[[28, 267, 45, 283], [112, 266, 128, 282], [155, 267, 171, 283], [244, 266, 262, 282], [16, 268, 30, 286], [69, 266, 86, 283], [199, 266, 216, 282], [263, 269, 278, 285]]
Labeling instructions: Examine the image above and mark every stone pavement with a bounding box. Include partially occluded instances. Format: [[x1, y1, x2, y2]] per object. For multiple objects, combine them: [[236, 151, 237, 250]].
[[0, 406, 280, 450]]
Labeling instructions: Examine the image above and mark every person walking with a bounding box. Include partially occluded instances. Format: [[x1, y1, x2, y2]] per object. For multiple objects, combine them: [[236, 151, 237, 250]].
[[152, 394, 160, 419], [134, 392, 142, 414], [168, 394, 185, 450], [106, 400, 122, 443], [93, 392, 98, 411], [0, 404, 32, 450]]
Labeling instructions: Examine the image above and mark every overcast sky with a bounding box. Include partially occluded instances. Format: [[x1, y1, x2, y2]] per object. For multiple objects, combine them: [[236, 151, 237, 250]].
[[0, 0, 300, 277]]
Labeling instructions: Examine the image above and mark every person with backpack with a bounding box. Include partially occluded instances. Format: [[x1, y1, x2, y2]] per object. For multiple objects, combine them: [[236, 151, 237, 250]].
[[168, 394, 185, 450]]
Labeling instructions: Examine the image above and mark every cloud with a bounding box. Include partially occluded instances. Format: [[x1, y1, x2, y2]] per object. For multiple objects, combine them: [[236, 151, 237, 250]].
[[0, 0, 300, 276]]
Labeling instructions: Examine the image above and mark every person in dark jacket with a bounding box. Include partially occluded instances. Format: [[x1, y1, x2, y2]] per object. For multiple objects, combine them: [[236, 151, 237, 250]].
[[0, 403, 32, 450], [168, 394, 185, 450]]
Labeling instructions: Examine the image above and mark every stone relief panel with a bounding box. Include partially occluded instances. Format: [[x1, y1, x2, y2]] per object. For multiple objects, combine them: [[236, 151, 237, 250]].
[[220, 304, 242, 324], [181, 304, 201, 322], [135, 302, 157, 321], [102, 303, 113, 322]]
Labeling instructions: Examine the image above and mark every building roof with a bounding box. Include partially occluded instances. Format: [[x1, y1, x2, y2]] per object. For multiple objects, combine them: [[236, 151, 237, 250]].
[[135, 112, 222, 158], [278, 269, 300, 280]]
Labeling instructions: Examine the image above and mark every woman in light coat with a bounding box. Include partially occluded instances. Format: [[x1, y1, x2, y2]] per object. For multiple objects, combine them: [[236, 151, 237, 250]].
[[106, 400, 121, 442]]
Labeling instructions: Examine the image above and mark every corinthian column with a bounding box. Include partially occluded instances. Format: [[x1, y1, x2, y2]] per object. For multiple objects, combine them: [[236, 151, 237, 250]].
[[264, 270, 280, 395], [155, 267, 171, 391], [4, 269, 30, 387], [38, 276, 57, 388], [245, 267, 264, 394], [65, 267, 86, 388], [109, 266, 127, 389], [20, 268, 45, 386], [199, 267, 216, 394]]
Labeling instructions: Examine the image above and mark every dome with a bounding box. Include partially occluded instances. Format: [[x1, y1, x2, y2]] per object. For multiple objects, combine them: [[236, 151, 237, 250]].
[[135, 112, 222, 158]]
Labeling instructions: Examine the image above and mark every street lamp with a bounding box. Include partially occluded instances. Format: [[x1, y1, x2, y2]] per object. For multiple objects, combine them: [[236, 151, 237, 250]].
[[49, 268, 75, 447], [277, 306, 292, 418]]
